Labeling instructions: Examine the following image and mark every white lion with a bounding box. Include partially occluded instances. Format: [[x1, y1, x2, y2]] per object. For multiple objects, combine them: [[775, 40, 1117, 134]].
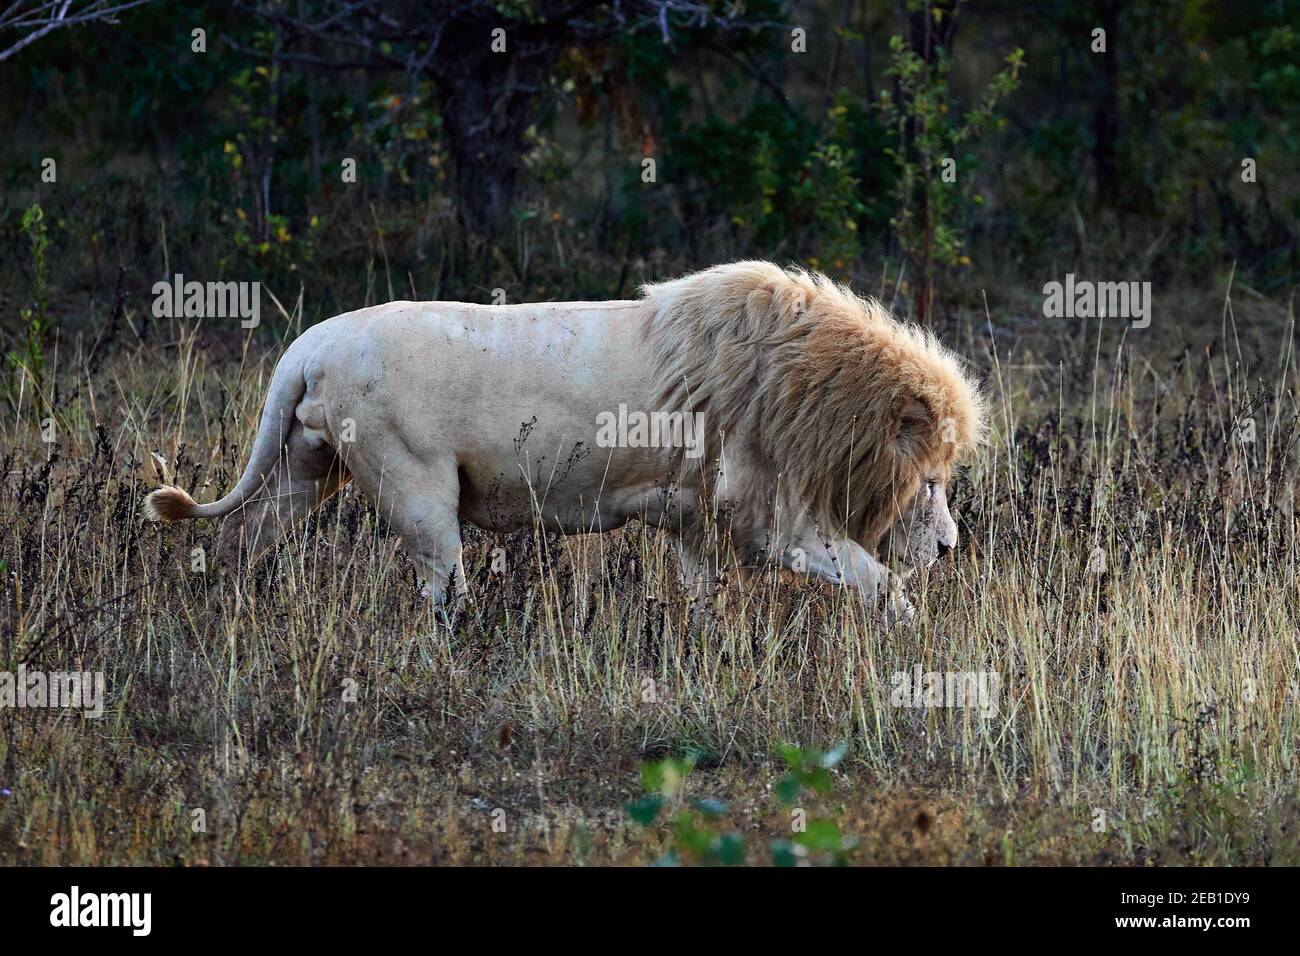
[[146, 262, 986, 621]]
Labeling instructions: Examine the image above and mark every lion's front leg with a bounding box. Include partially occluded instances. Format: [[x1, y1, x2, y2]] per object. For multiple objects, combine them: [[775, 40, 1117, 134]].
[[776, 534, 916, 627], [675, 541, 714, 603], [830, 540, 916, 627]]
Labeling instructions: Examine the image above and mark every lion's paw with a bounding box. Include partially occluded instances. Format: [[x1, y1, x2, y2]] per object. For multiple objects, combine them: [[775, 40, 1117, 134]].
[[883, 581, 917, 628], [885, 595, 916, 628]]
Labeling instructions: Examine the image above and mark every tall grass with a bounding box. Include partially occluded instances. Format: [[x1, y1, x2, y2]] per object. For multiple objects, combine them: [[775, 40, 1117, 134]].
[[0, 280, 1297, 865]]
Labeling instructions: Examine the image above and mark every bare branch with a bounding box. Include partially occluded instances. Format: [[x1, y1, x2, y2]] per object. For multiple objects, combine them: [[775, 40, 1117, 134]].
[[0, 0, 153, 63]]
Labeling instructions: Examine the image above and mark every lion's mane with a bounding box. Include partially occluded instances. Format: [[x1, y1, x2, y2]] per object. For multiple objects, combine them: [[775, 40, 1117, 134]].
[[639, 261, 987, 546]]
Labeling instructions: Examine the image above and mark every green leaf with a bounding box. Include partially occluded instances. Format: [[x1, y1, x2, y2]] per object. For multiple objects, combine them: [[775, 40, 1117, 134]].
[[776, 743, 806, 769], [711, 833, 745, 866], [804, 767, 833, 794], [626, 794, 664, 826], [795, 818, 845, 854], [775, 774, 803, 805], [672, 812, 712, 857], [771, 840, 799, 867]]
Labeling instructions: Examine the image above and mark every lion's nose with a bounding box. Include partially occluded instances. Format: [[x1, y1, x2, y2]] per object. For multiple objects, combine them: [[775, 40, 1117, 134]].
[[936, 541, 953, 559]]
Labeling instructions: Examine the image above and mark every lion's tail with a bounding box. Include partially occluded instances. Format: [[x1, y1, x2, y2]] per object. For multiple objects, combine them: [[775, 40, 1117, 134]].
[[144, 344, 309, 523]]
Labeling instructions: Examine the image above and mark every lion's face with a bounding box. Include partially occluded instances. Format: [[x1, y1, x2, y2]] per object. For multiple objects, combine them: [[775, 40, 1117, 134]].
[[882, 472, 958, 571]]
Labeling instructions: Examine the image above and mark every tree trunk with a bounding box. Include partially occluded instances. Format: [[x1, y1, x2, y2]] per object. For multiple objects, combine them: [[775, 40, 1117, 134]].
[[1093, 0, 1122, 207], [432, 27, 551, 237]]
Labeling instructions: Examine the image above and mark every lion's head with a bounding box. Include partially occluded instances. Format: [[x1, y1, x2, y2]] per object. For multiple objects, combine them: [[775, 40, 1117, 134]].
[[640, 261, 987, 553], [882, 474, 960, 571], [876, 393, 974, 570]]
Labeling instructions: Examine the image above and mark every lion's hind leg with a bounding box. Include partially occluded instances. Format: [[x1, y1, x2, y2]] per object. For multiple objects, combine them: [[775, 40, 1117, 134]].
[[373, 456, 468, 616], [215, 423, 348, 571]]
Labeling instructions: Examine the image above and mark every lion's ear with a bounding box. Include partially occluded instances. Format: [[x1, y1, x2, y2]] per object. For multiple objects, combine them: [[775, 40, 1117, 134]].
[[893, 396, 933, 458]]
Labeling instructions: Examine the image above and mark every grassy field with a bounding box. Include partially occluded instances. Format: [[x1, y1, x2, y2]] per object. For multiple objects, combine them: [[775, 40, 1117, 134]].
[[1, 276, 1298, 866]]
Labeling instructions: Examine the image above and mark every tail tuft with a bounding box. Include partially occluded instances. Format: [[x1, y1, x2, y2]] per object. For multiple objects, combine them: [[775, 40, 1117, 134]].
[[144, 485, 199, 522]]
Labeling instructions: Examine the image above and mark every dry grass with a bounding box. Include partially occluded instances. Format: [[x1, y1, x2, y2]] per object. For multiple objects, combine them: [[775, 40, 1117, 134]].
[[1, 283, 1298, 865]]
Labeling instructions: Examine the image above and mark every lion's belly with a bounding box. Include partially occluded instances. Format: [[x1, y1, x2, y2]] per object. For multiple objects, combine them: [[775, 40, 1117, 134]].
[[307, 299, 697, 534], [456, 458, 687, 534]]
